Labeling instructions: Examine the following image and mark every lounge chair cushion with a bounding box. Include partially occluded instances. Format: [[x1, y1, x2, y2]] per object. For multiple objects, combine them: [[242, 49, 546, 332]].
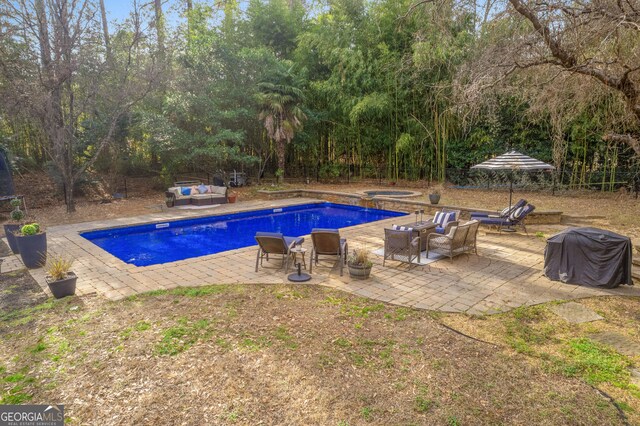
[[255, 232, 303, 247], [435, 226, 445, 233], [311, 228, 339, 233], [285, 236, 304, 246]]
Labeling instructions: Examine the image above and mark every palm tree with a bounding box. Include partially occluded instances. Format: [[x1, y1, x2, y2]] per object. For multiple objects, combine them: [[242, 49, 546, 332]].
[[257, 66, 306, 183]]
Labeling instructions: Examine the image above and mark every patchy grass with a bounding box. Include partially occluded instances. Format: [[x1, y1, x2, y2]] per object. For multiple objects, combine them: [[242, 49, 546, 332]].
[[442, 296, 640, 425], [0, 286, 630, 425]]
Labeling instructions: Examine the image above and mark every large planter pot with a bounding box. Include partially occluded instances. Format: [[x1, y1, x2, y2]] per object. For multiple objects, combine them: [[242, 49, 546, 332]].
[[429, 193, 441, 205], [348, 263, 372, 279], [3, 224, 20, 254], [15, 232, 47, 269], [46, 272, 77, 299], [228, 193, 237, 203]]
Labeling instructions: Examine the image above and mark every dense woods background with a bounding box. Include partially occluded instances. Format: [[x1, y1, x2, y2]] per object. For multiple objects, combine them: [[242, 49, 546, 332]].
[[1, 0, 639, 211]]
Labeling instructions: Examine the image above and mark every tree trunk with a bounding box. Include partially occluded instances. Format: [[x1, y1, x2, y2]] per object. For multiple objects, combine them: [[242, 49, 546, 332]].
[[277, 139, 286, 184], [154, 0, 165, 62], [99, 0, 111, 57], [63, 175, 76, 213]]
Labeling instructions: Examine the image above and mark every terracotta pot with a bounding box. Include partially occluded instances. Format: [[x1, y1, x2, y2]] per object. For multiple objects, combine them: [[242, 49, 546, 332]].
[[15, 232, 47, 268], [228, 194, 237, 203], [46, 272, 77, 299], [3, 224, 20, 254]]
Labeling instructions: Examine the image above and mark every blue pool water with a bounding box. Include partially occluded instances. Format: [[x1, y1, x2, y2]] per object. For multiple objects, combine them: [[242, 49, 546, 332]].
[[81, 203, 406, 266]]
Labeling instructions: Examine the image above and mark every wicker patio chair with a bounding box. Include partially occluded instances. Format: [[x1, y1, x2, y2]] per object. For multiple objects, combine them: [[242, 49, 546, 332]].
[[309, 228, 348, 276], [255, 232, 304, 273], [463, 220, 480, 255], [383, 228, 421, 267], [426, 222, 471, 260]]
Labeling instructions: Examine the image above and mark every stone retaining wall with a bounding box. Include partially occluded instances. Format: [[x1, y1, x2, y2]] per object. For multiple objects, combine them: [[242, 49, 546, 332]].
[[257, 189, 563, 224]]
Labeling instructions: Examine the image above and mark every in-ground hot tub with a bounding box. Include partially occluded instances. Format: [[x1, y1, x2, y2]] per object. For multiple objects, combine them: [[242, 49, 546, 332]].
[[363, 190, 421, 198]]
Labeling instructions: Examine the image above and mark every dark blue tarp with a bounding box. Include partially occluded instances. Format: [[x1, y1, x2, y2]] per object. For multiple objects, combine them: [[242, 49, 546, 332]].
[[544, 227, 633, 288]]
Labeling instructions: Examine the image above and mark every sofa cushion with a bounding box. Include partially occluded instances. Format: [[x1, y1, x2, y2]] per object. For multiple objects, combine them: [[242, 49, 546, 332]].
[[191, 194, 212, 199], [210, 186, 227, 195]]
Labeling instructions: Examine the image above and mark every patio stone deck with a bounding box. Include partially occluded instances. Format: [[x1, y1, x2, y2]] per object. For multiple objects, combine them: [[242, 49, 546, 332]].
[[4, 198, 639, 314]]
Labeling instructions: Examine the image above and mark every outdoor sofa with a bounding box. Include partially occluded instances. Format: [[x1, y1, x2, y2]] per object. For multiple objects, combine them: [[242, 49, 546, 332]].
[[166, 183, 228, 206]]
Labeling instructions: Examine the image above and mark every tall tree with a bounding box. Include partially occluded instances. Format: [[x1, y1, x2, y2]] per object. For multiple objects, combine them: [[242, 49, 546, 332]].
[[455, 0, 640, 158], [0, 0, 156, 212], [257, 63, 306, 182]]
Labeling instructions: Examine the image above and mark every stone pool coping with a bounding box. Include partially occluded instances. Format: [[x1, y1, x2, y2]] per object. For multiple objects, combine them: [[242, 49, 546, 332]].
[[257, 189, 563, 224], [2, 197, 636, 314]]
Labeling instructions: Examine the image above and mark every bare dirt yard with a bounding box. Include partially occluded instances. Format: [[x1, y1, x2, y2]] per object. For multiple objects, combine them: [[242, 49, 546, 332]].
[[1, 285, 637, 425], [1, 176, 639, 424]]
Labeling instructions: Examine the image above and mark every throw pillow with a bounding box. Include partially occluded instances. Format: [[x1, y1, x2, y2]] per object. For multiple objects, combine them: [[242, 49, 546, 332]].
[[190, 185, 200, 195], [433, 212, 444, 226], [441, 212, 455, 228], [198, 184, 208, 194], [391, 225, 414, 232], [181, 187, 191, 196], [509, 206, 525, 221]]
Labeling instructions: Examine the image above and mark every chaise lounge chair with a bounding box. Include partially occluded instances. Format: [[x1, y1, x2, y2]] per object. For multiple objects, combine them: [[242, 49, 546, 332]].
[[475, 204, 535, 234], [255, 232, 304, 273], [309, 228, 348, 276], [470, 199, 527, 220]]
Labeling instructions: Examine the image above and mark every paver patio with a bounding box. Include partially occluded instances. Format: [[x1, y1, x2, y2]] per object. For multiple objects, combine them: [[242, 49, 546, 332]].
[[4, 198, 639, 314]]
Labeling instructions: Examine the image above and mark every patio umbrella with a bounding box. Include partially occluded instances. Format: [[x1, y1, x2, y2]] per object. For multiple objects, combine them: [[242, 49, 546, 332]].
[[470, 150, 554, 210]]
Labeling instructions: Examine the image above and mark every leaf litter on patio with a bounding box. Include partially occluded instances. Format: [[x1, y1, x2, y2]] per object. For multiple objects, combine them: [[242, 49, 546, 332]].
[[0, 284, 628, 425]]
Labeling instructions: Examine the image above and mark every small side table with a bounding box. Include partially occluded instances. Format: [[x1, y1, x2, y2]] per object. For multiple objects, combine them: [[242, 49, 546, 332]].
[[291, 247, 307, 269]]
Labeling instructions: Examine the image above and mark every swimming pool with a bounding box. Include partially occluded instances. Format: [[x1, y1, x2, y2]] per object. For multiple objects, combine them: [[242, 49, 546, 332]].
[[81, 203, 406, 266]]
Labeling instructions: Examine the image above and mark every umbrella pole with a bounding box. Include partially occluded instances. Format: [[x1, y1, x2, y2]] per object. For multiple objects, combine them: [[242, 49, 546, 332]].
[[509, 179, 513, 211]]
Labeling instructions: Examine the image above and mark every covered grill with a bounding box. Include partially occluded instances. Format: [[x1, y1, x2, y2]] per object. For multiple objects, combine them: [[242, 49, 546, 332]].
[[544, 228, 633, 288]]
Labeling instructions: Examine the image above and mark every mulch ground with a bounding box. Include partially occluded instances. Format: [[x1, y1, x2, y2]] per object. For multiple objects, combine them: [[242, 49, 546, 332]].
[[0, 285, 626, 425]]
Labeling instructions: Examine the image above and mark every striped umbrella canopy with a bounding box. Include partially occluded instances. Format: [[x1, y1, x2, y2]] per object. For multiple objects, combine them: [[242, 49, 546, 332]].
[[471, 150, 554, 209]]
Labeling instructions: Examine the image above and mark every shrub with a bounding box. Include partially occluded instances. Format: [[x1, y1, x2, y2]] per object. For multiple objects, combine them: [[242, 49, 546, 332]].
[[348, 248, 372, 267], [10, 209, 24, 222], [9, 198, 21, 208], [45, 255, 73, 281], [20, 224, 39, 236]]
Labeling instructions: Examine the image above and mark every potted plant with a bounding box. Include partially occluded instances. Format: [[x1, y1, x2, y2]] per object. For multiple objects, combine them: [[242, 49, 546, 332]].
[[4, 198, 24, 254], [347, 248, 373, 279], [429, 189, 441, 205], [228, 191, 238, 203], [15, 223, 47, 268], [45, 255, 77, 299]]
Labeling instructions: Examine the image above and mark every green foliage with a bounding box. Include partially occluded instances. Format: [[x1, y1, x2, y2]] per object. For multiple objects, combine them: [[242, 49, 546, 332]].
[[9, 198, 21, 208], [10, 208, 23, 222], [555, 338, 632, 386], [20, 224, 39, 236]]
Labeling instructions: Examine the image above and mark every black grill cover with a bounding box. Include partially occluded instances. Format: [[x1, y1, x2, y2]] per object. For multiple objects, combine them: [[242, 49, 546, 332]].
[[544, 228, 633, 288]]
